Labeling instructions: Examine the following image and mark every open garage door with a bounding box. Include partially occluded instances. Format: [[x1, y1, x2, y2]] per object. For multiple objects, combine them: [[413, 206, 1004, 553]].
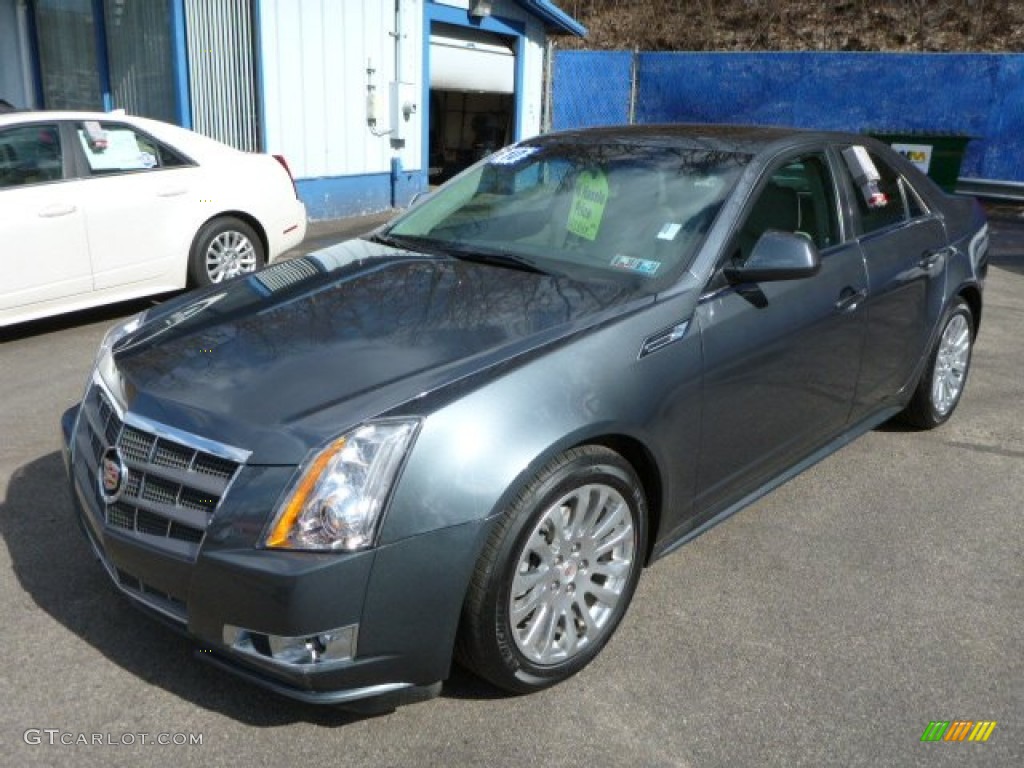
[[428, 22, 516, 183]]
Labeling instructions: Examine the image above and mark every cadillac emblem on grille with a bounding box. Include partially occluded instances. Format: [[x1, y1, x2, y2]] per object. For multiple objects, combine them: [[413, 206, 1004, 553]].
[[98, 446, 128, 504]]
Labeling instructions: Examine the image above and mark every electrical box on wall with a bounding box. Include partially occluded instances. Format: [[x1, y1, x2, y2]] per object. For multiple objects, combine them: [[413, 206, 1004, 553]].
[[389, 81, 417, 143]]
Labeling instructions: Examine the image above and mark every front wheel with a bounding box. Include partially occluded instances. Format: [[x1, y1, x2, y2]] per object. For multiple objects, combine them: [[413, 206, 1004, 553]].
[[900, 298, 974, 429], [188, 216, 265, 287], [457, 446, 647, 693]]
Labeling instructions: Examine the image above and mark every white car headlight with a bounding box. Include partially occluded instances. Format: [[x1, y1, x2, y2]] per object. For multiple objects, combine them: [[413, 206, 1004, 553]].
[[265, 421, 419, 551]]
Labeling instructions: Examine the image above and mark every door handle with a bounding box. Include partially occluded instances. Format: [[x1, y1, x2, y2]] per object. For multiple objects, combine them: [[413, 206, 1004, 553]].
[[920, 247, 951, 270], [38, 204, 77, 218], [835, 287, 867, 313], [157, 187, 187, 198]]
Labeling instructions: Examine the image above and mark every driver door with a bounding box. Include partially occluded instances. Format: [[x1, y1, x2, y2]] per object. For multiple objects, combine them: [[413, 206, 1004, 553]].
[[694, 150, 869, 519]]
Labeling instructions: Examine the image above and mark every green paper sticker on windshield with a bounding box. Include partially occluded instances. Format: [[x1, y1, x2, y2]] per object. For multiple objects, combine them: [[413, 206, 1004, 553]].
[[567, 169, 609, 241]]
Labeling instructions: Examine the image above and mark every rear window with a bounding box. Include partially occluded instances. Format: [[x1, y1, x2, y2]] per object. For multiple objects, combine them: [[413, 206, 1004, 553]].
[[76, 121, 189, 174]]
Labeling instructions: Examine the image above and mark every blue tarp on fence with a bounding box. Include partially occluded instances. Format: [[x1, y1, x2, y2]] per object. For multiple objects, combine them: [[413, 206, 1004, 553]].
[[553, 51, 1024, 183]]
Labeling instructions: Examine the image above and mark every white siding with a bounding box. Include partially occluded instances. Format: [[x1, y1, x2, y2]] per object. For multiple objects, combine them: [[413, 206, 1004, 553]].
[[186, 0, 259, 150], [259, 0, 424, 179], [517, 16, 547, 141]]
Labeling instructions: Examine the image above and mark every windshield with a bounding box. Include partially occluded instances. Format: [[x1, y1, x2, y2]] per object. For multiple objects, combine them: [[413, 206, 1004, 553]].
[[383, 140, 750, 288]]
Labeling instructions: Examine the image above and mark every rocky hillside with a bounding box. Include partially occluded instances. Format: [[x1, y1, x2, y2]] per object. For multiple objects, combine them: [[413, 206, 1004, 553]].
[[556, 0, 1024, 52]]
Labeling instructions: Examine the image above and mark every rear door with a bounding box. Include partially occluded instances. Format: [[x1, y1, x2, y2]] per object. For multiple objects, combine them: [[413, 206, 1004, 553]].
[[0, 122, 92, 317], [71, 120, 198, 290], [694, 149, 868, 518], [836, 146, 948, 416]]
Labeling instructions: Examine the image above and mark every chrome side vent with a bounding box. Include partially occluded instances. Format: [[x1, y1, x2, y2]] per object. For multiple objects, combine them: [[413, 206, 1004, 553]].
[[639, 321, 690, 359]]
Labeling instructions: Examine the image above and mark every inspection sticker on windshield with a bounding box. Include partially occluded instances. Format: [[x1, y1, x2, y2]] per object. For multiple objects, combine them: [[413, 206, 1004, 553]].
[[611, 255, 661, 276], [489, 145, 540, 165], [657, 222, 682, 240]]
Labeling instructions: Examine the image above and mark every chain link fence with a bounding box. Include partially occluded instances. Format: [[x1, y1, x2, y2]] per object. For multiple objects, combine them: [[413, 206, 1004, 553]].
[[549, 50, 634, 131]]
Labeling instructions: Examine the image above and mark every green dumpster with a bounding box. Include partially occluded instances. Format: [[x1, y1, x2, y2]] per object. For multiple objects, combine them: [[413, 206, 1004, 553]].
[[868, 133, 972, 194]]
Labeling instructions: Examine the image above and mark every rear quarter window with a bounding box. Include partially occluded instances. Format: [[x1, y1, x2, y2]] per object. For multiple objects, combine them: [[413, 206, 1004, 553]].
[[842, 147, 929, 235]]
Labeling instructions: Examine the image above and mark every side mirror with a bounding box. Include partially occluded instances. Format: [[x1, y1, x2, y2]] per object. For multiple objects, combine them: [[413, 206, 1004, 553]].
[[724, 230, 822, 283]]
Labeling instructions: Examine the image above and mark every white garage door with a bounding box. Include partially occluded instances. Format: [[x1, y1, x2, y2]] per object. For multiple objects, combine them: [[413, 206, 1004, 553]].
[[430, 25, 515, 94]]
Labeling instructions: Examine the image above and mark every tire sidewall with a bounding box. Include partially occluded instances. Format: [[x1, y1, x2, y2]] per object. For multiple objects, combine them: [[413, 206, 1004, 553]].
[[484, 449, 647, 691]]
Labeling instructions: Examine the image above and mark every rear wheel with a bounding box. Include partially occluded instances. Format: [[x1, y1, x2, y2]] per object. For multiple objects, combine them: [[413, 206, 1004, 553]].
[[900, 298, 974, 429], [189, 216, 264, 287], [457, 446, 647, 693]]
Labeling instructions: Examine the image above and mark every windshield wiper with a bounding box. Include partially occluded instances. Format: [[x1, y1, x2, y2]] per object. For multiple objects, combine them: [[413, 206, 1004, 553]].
[[365, 231, 448, 255], [369, 233, 557, 276], [443, 243, 554, 275]]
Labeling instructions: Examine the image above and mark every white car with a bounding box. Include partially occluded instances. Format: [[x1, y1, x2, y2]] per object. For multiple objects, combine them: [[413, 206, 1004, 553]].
[[0, 110, 307, 327]]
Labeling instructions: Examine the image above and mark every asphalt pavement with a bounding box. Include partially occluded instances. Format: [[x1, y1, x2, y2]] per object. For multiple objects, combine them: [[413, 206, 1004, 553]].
[[0, 207, 1020, 767]]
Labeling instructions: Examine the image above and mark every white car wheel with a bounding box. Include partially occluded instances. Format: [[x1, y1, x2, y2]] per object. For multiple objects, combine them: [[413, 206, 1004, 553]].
[[189, 217, 265, 287]]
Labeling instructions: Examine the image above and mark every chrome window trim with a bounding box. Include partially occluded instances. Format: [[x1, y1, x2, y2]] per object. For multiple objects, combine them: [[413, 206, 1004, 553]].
[[900, 175, 932, 217]]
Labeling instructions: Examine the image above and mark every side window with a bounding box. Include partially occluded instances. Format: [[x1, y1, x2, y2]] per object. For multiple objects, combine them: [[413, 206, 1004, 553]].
[[0, 124, 63, 189], [842, 147, 926, 235], [76, 121, 187, 175], [734, 153, 839, 263]]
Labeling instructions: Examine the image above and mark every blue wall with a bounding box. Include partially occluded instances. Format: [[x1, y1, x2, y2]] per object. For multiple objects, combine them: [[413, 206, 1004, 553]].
[[297, 170, 425, 221], [553, 51, 1024, 183]]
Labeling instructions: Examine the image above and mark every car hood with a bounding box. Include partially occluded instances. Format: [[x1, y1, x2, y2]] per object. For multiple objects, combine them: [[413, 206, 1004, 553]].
[[108, 240, 643, 463]]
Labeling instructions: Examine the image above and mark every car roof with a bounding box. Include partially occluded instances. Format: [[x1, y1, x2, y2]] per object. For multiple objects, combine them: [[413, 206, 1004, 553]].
[[0, 109, 137, 125], [0, 109, 240, 161], [530, 123, 865, 155]]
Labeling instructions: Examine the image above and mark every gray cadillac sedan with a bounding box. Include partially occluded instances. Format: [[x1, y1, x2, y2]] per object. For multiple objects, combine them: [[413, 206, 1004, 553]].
[[62, 125, 987, 709]]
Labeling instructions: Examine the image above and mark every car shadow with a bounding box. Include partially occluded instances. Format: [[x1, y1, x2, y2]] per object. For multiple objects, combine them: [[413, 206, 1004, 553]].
[[435, 665, 509, 701], [0, 297, 168, 343], [1, 451, 475, 725], [873, 416, 919, 433]]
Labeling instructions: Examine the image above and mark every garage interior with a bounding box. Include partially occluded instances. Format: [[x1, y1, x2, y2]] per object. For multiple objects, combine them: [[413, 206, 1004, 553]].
[[428, 22, 516, 183]]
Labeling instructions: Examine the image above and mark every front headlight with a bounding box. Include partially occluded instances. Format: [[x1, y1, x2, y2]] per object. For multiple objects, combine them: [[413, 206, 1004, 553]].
[[265, 420, 419, 551]]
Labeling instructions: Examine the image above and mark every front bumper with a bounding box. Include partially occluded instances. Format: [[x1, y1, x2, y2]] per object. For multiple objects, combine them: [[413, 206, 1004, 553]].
[[61, 401, 482, 705]]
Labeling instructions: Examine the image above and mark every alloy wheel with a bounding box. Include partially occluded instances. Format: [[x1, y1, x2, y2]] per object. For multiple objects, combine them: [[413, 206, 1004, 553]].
[[205, 230, 257, 282], [931, 313, 970, 416], [509, 483, 636, 665]]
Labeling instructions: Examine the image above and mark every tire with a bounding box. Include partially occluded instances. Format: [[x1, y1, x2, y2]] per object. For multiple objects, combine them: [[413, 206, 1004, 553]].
[[188, 216, 265, 287], [457, 446, 647, 693], [900, 298, 974, 429]]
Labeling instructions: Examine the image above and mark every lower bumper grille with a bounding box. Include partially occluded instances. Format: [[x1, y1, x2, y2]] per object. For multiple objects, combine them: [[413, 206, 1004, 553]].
[[115, 568, 188, 619]]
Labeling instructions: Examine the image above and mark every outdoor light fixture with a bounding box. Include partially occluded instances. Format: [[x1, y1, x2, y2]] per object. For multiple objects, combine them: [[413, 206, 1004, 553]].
[[469, 0, 493, 18]]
